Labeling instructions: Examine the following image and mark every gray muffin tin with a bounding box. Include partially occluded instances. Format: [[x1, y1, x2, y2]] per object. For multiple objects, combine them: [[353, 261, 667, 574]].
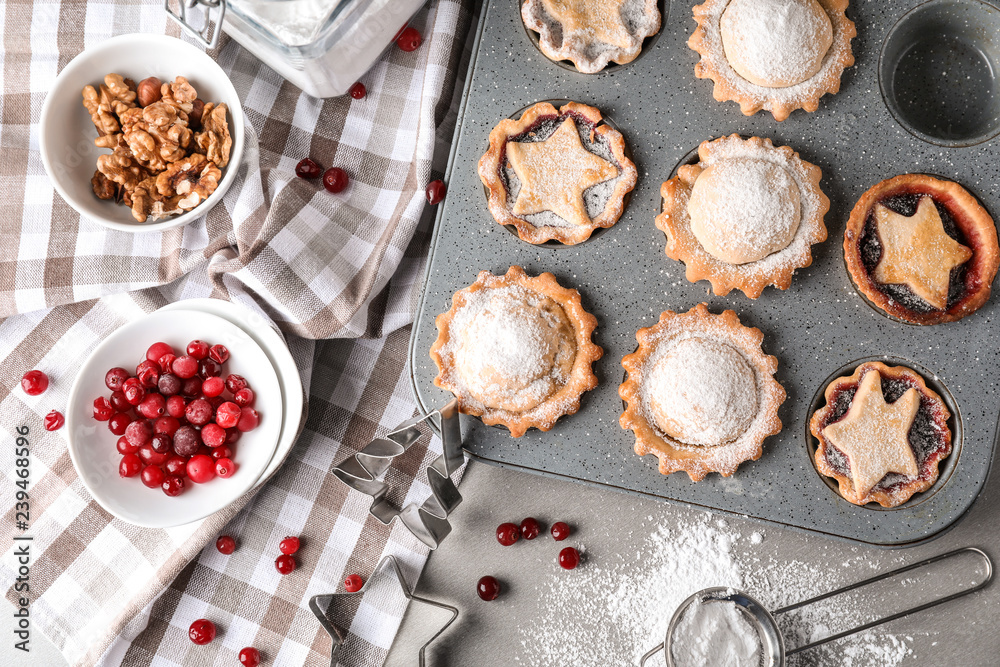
[[408, 0, 1000, 546]]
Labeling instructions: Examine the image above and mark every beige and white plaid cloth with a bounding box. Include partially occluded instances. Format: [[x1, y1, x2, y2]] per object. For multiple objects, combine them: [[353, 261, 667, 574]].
[[0, 0, 473, 664]]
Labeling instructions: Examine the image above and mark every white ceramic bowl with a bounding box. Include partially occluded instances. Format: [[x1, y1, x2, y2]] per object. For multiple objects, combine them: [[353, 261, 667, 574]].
[[65, 310, 282, 528], [39, 33, 245, 233]]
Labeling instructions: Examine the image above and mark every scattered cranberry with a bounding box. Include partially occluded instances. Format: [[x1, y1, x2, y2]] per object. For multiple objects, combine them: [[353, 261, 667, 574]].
[[138, 393, 166, 419], [520, 517, 541, 540], [215, 458, 236, 478], [119, 453, 142, 478], [477, 576, 501, 601], [201, 376, 224, 398], [135, 360, 160, 388], [158, 373, 181, 396], [122, 377, 145, 406], [93, 397, 114, 421], [349, 82, 366, 99], [125, 420, 153, 448], [165, 455, 188, 477], [558, 546, 580, 570], [146, 342, 173, 363], [166, 395, 187, 419], [551, 522, 571, 541], [186, 339, 210, 359], [216, 402, 241, 429], [150, 433, 173, 454], [162, 475, 185, 497], [236, 408, 259, 432], [216, 535, 236, 555], [225, 374, 248, 394], [210, 445, 233, 460], [110, 390, 130, 412], [208, 344, 229, 364], [396, 26, 422, 52], [105, 367, 129, 392], [425, 179, 446, 205], [496, 522, 520, 546], [108, 412, 132, 436], [323, 167, 349, 193], [153, 416, 180, 436], [188, 618, 216, 645], [117, 435, 139, 455], [139, 444, 169, 466], [344, 574, 364, 592], [157, 353, 177, 374], [238, 647, 260, 667], [295, 158, 322, 179], [201, 423, 226, 448], [181, 376, 202, 398], [275, 554, 296, 575], [234, 387, 255, 407], [173, 426, 201, 457], [199, 358, 221, 378], [172, 355, 198, 379], [187, 454, 216, 483], [279, 536, 300, 555], [140, 465, 165, 489], [186, 398, 213, 426]]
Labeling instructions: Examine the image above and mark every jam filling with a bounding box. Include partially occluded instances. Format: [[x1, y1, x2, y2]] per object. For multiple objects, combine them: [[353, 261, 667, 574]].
[[820, 373, 950, 495]]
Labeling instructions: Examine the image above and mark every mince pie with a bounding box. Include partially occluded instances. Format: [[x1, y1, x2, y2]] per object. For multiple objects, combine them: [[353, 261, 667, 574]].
[[844, 174, 999, 325], [478, 101, 638, 245], [620, 303, 785, 481], [430, 266, 603, 437], [689, 0, 856, 121], [656, 134, 829, 298], [521, 0, 662, 73], [811, 361, 952, 507]]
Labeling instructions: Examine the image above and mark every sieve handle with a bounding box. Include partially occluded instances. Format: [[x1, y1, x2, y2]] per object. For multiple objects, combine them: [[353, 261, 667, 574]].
[[773, 546, 993, 656], [639, 642, 664, 666]]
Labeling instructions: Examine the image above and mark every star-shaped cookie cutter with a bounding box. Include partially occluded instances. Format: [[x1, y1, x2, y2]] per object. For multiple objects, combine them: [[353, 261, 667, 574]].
[[309, 555, 459, 667], [332, 399, 463, 549]]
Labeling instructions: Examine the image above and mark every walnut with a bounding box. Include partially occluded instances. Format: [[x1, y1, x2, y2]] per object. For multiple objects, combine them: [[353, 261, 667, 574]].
[[81, 74, 138, 136], [136, 77, 162, 107], [91, 170, 117, 200], [103, 74, 136, 109], [194, 103, 232, 168], [82, 86, 119, 136], [160, 76, 197, 114], [96, 148, 149, 193], [120, 104, 191, 171], [155, 153, 221, 207]]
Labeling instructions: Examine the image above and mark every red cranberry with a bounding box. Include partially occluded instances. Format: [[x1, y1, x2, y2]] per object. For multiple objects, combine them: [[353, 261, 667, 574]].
[[208, 344, 229, 364], [477, 576, 501, 601], [105, 368, 129, 392], [181, 377, 202, 398], [185, 398, 213, 426], [349, 82, 366, 99], [425, 179, 446, 205], [201, 423, 226, 448], [551, 522, 571, 541], [216, 402, 241, 428], [44, 410, 64, 431], [140, 465, 164, 488], [186, 340, 210, 359], [236, 408, 259, 432], [295, 158, 322, 179], [520, 517, 541, 540], [275, 554, 296, 575], [202, 376, 224, 398], [110, 390, 130, 412], [210, 445, 233, 460], [225, 374, 248, 393], [146, 342, 173, 363], [558, 547, 580, 570], [162, 475, 185, 497], [225, 428, 242, 446], [165, 455, 188, 477], [117, 435, 139, 455], [139, 444, 169, 466], [173, 426, 201, 457], [157, 353, 177, 373], [207, 395, 224, 410], [215, 458, 236, 478], [396, 26, 422, 52], [234, 388, 255, 407], [108, 412, 131, 435], [344, 574, 364, 592], [216, 535, 236, 554], [496, 522, 520, 546], [199, 358, 221, 378], [392, 24, 409, 41], [157, 373, 181, 396], [138, 393, 166, 419], [238, 647, 260, 667], [166, 395, 187, 418], [125, 419, 153, 447], [119, 453, 142, 478], [322, 167, 349, 193], [172, 355, 198, 379], [93, 397, 114, 421], [150, 433, 172, 454], [154, 416, 180, 436], [187, 454, 216, 483], [279, 536, 300, 555], [135, 360, 160, 388], [188, 618, 216, 645], [122, 377, 145, 406]]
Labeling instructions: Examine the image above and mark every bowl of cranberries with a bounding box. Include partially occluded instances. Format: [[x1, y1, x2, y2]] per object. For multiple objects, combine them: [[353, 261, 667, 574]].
[[65, 309, 283, 528]]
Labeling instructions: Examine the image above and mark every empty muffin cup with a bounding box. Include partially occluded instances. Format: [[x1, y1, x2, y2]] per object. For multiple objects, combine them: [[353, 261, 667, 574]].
[[879, 0, 1000, 147]]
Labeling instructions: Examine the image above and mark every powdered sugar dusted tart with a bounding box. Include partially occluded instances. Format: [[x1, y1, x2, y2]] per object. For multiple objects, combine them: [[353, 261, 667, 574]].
[[521, 0, 662, 74], [844, 174, 999, 325], [656, 134, 829, 298], [689, 0, 856, 121], [431, 266, 603, 437], [479, 101, 638, 245], [810, 361, 952, 508], [620, 303, 785, 481]]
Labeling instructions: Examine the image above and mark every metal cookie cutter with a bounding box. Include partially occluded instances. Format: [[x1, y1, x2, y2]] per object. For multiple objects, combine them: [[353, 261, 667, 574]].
[[309, 555, 458, 667], [333, 399, 463, 549], [641, 546, 993, 666]]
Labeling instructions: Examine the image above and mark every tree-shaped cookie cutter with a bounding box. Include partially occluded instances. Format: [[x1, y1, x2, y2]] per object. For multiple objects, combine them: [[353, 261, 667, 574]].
[[309, 554, 458, 667], [332, 399, 463, 549]]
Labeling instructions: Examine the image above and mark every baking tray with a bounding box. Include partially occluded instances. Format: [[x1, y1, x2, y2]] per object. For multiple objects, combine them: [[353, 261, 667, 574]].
[[408, 0, 1000, 547]]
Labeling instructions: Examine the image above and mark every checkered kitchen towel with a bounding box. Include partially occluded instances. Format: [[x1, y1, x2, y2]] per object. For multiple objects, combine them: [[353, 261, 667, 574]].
[[0, 0, 473, 664]]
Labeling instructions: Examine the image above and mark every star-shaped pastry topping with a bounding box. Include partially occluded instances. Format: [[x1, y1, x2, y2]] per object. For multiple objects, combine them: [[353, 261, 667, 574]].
[[541, 0, 633, 49], [507, 117, 618, 227], [873, 196, 973, 310], [822, 370, 920, 498]]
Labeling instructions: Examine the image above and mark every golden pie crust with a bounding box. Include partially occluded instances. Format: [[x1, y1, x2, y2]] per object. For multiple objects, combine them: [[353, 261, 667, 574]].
[[430, 266, 603, 437], [689, 0, 856, 121], [656, 134, 829, 298], [620, 303, 785, 481], [521, 0, 662, 73], [478, 101, 638, 245], [844, 174, 999, 325], [810, 361, 952, 508]]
